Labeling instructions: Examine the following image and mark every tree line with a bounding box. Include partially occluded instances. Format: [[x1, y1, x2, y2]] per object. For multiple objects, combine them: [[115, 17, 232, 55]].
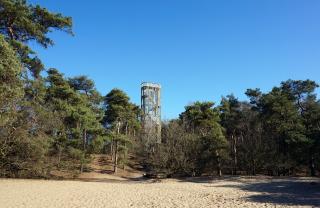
[[0, 0, 140, 177], [0, 0, 319, 178], [148, 80, 320, 177]]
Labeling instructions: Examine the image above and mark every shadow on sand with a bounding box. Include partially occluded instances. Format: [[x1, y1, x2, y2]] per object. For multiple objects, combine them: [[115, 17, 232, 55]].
[[242, 179, 320, 207], [208, 177, 320, 207], [75, 176, 158, 184]]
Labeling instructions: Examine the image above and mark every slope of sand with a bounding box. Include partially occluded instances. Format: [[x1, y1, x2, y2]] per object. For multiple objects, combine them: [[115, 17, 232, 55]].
[[0, 177, 319, 208], [77, 154, 144, 181]]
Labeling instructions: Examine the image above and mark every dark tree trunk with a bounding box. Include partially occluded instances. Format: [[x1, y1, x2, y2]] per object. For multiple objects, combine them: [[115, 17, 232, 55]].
[[216, 150, 222, 177], [83, 128, 87, 150], [232, 134, 238, 175], [110, 139, 113, 161], [113, 140, 118, 174], [310, 155, 316, 177], [113, 121, 121, 174]]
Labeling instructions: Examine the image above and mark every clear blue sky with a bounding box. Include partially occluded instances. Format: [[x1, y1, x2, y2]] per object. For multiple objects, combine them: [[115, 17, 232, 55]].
[[30, 0, 320, 119]]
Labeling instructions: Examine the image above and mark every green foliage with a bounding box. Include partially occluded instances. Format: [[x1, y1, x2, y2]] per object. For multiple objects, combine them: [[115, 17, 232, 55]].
[[104, 88, 131, 127], [89, 136, 109, 153], [0, 0, 73, 77], [244, 80, 320, 176], [0, 0, 102, 178], [103, 89, 140, 172], [147, 102, 228, 176], [45, 69, 105, 171], [148, 81, 320, 177], [180, 101, 221, 135], [0, 35, 23, 115], [68, 76, 94, 95]]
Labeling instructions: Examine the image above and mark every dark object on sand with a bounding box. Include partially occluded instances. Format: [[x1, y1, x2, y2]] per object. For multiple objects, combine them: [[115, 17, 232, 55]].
[[143, 172, 167, 179]]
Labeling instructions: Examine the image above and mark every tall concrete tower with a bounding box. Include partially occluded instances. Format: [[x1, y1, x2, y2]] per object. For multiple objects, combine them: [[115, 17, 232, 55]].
[[141, 82, 161, 143]]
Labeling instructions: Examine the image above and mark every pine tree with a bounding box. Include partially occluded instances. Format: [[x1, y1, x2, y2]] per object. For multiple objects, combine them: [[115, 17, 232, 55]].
[[0, 0, 72, 78]]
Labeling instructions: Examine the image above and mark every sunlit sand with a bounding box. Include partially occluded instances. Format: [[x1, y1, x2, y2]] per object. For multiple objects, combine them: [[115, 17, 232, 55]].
[[0, 177, 318, 208]]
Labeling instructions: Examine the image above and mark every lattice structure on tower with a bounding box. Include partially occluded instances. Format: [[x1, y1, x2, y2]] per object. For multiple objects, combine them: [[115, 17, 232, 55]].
[[141, 82, 161, 143]]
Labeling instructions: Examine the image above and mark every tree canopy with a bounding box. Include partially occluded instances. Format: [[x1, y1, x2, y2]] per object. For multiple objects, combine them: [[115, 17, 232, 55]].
[[0, 0, 72, 78]]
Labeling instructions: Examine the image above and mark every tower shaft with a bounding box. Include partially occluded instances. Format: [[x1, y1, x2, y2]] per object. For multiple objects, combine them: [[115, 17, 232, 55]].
[[141, 82, 161, 143]]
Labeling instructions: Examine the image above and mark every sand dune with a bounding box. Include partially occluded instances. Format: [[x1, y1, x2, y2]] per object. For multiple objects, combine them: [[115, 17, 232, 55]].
[[0, 177, 319, 208]]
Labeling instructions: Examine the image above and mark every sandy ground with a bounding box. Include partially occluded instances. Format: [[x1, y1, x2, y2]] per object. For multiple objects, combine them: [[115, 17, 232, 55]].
[[0, 177, 319, 208]]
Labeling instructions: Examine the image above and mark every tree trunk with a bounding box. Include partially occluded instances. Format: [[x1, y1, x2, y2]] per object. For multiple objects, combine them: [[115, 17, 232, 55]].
[[117, 121, 121, 134], [80, 163, 84, 173], [58, 147, 62, 167], [83, 128, 87, 151], [123, 153, 126, 170], [110, 139, 114, 162], [252, 159, 256, 175], [216, 150, 222, 177], [125, 123, 128, 135], [310, 155, 316, 177], [232, 134, 237, 175], [113, 121, 121, 173], [113, 140, 118, 174]]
